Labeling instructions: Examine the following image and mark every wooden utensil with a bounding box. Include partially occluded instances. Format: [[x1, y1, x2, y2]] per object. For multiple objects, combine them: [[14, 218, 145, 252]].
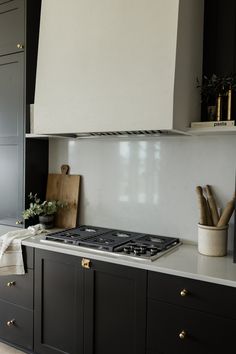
[[195, 186, 209, 225], [205, 185, 219, 226], [46, 164, 80, 228], [217, 194, 235, 227]]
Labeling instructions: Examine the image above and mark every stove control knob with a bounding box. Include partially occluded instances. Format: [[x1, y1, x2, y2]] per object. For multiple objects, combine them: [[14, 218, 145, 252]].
[[179, 330, 187, 340], [150, 247, 158, 255], [180, 289, 188, 297], [139, 247, 147, 254]]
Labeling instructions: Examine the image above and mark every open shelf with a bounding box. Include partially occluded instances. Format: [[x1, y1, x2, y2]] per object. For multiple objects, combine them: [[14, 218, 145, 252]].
[[25, 133, 76, 139], [187, 126, 236, 136]]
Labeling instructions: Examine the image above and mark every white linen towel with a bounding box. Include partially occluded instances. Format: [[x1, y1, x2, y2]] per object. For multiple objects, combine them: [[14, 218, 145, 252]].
[[0, 224, 45, 275]]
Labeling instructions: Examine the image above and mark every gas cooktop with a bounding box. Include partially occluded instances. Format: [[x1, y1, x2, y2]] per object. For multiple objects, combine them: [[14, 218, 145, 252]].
[[41, 225, 181, 261]]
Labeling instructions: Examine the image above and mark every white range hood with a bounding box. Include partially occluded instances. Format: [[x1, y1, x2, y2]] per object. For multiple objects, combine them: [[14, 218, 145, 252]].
[[34, 0, 204, 136]]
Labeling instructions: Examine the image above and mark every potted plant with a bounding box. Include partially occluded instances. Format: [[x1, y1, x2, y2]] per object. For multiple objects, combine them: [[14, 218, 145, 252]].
[[197, 74, 222, 121], [197, 74, 236, 121], [23, 193, 65, 229]]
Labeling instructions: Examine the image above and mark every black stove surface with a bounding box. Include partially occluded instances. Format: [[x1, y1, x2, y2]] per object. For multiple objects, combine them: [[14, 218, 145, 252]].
[[47, 225, 110, 243], [45, 225, 180, 260]]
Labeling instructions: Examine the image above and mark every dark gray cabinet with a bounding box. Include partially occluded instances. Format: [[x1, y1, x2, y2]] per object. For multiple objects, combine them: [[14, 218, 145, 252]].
[[0, 246, 34, 351], [0, 53, 24, 226], [0, 0, 25, 227], [202, 0, 236, 119], [0, 0, 47, 228], [84, 258, 146, 354], [147, 271, 236, 354], [3, 246, 236, 354], [34, 250, 84, 354], [34, 249, 147, 354], [0, 0, 25, 57]]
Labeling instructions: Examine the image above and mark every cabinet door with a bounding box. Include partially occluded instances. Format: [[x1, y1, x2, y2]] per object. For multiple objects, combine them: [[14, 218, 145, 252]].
[[147, 299, 236, 354], [0, 0, 25, 56], [83, 259, 147, 354], [0, 53, 24, 227], [34, 249, 84, 354]]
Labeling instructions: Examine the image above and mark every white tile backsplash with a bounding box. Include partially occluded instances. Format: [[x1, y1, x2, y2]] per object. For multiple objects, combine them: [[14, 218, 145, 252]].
[[49, 135, 236, 247]]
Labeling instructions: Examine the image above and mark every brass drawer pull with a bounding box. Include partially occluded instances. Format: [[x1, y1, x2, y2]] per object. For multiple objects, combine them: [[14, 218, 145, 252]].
[[179, 330, 187, 339], [180, 289, 188, 297], [6, 319, 15, 327], [7, 281, 15, 287], [81, 258, 91, 269], [16, 43, 24, 49]]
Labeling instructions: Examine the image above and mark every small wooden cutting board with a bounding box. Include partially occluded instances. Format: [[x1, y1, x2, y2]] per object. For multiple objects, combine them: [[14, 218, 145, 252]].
[[46, 165, 80, 228]]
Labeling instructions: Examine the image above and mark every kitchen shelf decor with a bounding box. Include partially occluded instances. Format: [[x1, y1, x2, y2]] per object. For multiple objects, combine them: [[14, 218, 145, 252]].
[[22, 193, 66, 229], [46, 165, 81, 229], [189, 74, 236, 135], [196, 74, 236, 122]]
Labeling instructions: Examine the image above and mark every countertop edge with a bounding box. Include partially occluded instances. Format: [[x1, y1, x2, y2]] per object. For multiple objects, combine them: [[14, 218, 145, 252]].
[[22, 236, 236, 288]]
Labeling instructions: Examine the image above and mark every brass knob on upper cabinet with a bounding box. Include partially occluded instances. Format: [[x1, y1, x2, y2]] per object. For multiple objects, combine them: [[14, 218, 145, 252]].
[[6, 319, 15, 327], [7, 281, 15, 287], [180, 289, 188, 297], [16, 43, 24, 49], [81, 258, 91, 269], [179, 330, 187, 339]]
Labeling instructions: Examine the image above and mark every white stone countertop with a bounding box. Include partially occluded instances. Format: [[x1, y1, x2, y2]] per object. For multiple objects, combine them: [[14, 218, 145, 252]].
[[22, 234, 236, 288]]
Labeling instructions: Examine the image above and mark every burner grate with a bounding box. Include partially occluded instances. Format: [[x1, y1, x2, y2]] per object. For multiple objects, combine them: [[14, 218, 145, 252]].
[[44, 225, 180, 259]]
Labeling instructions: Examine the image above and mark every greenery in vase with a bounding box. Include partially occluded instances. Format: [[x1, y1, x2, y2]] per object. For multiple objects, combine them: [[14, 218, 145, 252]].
[[22, 193, 65, 220], [197, 74, 236, 104]]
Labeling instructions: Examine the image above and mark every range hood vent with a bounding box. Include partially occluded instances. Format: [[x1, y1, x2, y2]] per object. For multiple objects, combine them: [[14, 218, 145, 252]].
[[34, 0, 204, 136], [75, 129, 189, 139]]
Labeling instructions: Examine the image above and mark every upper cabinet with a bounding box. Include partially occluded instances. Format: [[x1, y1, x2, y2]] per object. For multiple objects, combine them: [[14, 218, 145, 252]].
[[34, 0, 204, 135], [0, 0, 25, 56], [0, 0, 48, 227]]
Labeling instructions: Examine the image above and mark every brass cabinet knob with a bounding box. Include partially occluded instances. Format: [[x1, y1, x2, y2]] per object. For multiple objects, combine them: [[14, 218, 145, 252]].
[[81, 258, 91, 269], [16, 43, 24, 49], [7, 281, 15, 287], [179, 330, 187, 339], [180, 289, 188, 297], [6, 319, 15, 327], [16, 220, 23, 225]]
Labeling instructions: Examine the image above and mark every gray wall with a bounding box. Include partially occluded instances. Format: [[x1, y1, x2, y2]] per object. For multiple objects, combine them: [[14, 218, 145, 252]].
[[49, 135, 236, 249]]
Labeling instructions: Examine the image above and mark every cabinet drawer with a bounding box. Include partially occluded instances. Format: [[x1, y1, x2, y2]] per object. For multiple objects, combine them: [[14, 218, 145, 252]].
[[147, 299, 236, 354], [0, 269, 33, 309], [0, 300, 33, 350], [148, 271, 236, 319], [22, 246, 34, 269]]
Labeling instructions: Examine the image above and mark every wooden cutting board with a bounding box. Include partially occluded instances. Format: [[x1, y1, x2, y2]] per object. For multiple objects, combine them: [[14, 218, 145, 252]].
[[46, 165, 80, 228]]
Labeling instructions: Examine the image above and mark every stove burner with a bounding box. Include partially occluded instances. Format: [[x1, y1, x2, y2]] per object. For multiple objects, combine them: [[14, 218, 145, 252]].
[[94, 237, 114, 244], [113, 232, 131, 238], [79, 227, 97, 233], [149, 237, 165, 243]]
